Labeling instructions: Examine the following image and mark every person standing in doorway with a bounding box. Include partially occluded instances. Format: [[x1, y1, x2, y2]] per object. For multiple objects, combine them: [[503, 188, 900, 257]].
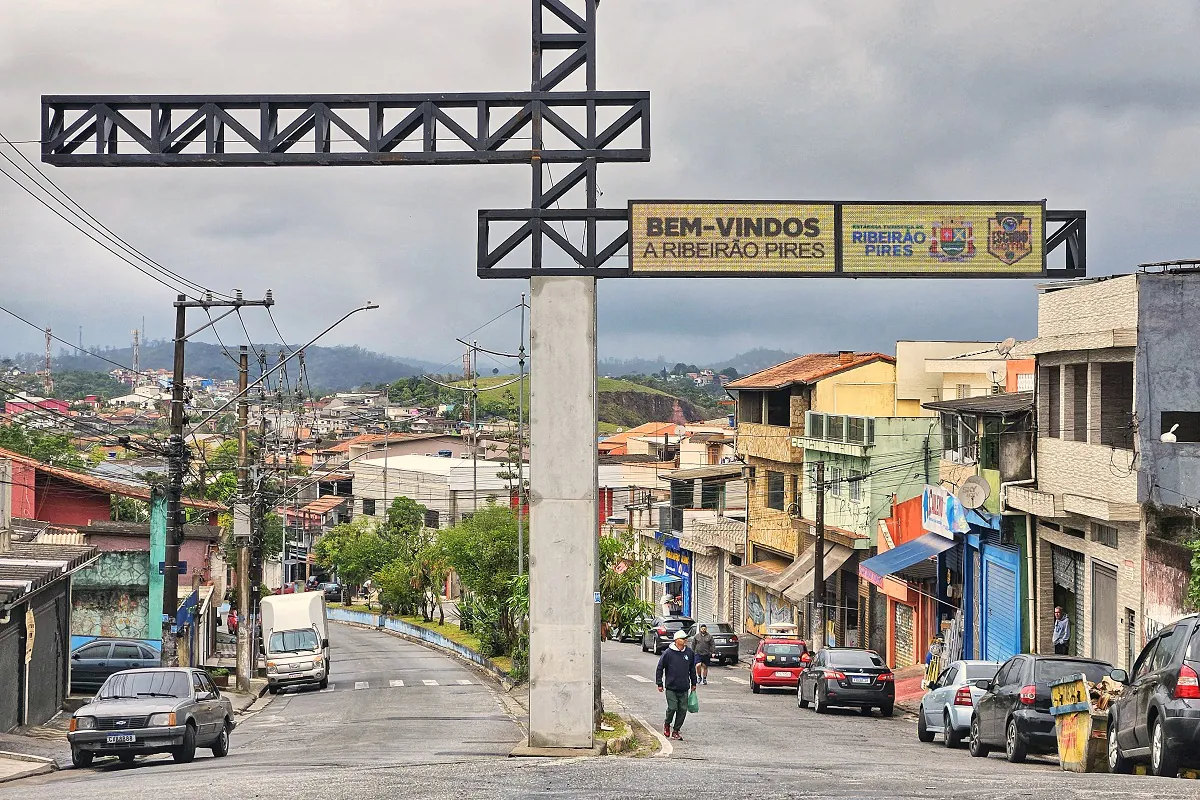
[[693, 624, 715, 685], [656, 630, 697, 741], [1052, 606, 1070, 655]]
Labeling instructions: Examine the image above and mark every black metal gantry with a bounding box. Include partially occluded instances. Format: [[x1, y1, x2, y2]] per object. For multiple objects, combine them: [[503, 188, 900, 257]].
[[42, 0, 642, 279]]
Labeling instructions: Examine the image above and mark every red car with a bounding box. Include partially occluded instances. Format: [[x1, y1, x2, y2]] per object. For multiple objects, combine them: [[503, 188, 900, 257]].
[[750, 637, 811, 693]]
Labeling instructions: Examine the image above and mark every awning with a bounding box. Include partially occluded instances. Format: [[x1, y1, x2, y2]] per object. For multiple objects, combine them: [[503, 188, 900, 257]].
[[650, 574, 678, 584], [727, 560, 786, 587], [783, 542, 855, 603], [858, 533, 955, 587]]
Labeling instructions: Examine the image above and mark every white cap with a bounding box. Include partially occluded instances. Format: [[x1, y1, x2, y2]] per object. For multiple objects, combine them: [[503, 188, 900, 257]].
[[673, 630, 688, 640]]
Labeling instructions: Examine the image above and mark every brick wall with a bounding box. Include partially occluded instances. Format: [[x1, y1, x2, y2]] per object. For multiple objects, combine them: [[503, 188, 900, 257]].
[[746, 458, 804, 557], [736, 422, 800, 463], [1037, 275, 1137, 337]]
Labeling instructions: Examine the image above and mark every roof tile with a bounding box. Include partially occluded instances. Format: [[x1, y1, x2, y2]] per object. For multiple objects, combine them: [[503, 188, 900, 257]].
[[726, 352, 895, 390]]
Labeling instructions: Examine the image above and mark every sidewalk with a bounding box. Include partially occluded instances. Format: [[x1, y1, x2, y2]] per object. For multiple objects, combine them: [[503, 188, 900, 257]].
[[893, 664, 928, 712]]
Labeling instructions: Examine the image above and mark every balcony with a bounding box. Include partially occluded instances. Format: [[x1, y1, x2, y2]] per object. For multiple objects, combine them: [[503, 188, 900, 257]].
[[735, 422, 803, 463]]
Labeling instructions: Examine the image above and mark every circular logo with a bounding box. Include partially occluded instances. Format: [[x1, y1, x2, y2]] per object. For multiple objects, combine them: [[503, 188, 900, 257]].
[[1001, 215, 1019, 232]]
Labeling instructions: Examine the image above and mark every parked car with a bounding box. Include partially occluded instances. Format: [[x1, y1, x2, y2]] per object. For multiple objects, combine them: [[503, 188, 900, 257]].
[[611, 614, 651, 643], [916, 659, 1001, 747], [641, 616, 695, 655], [67, 668, 234, 768], [968, 653, 1111, 762], [71, 640, 160, 693], [1108, 613, 1200, 777], [750, 637, 810, 694], [797, 647, 895, 715], [686, 622, 740, 665], [321, 582, 343, 603]]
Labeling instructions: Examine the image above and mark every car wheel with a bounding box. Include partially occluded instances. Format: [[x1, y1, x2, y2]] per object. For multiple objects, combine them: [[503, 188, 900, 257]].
[[917, 709, 934, 742], [798, 684, 809, 709], [944, 711, 962, 748], [268, 685, 280, 695], [653, 640, 662, 656], [71, 748, 93, 768], [1108, 721, 1132, 774], [751, 678, 761, 694], [173, 723, 197, 764], [641, 636, 648, 653], [861, 706, 874, 717], [968, 716, 990, 758], [1005, 718, 1027, 764], [879, 703, 894, 718], [212, 721, 230, 758], [118, 753, 136, 764], [319, 675, 329, 690], [814, 686, 828, 714], [1151, 716, 1180, 778]]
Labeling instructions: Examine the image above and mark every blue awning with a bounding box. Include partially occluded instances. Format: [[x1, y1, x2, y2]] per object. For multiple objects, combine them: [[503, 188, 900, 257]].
[[859, 533, 956, 587], [650, 574, 677, 584]]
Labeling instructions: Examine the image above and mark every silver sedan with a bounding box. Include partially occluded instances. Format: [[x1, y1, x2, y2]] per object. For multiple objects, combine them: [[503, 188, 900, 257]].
[[916, 659, 1000, 747]]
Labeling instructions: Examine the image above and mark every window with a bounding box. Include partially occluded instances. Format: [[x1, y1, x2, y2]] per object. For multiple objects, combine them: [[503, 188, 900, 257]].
[[807, 412, 825, 440], [827, 415, 845, 442], [76, 643, 111, 659], [980, 418, 1001, 471], [965, 663, 1000, 681], [941, 412, 959, 455], [1132, 639, 1160, 680], [1100, 362, 1134, 448], [1035, 659, 1110, 685], [789, 474, 800, 511], [766, 390, 790, 427], [828, 650, 885, 668], [766, 471, 785, 511], [830, 467, 843, 495], [993, 658, 1019, 688], [1092, 523, 1119, 549], [1064, 526, 1085, 539], [738, 391, 763, 424], [1045, 366, 1061, 438], [956, 383, 971, 399], [424, 509, 440, 528], [805, 461, 818, 491], [1161, 412, 1200, 443], [362, 498, 376, 516], [1149, 628, 1183, 673], [848, 470, 862, 503], [940, 665, 959, 687], [1016, 372, 1034, 393], [1071, 364, 1089, 442], [268, 629, 320, 654], [960, 416, 978, 462], [112, 644, 144, 660], [99, 671, 190, 700], [847, 416, 866, 444], [701, 481, 723, 510]]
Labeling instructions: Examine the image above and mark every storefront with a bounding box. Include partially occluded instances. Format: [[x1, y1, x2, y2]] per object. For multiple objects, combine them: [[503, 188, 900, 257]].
[[652, 533, 693, 618]]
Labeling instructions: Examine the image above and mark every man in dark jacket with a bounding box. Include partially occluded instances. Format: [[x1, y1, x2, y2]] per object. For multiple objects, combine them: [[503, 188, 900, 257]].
[[656, 630, 697, 740]]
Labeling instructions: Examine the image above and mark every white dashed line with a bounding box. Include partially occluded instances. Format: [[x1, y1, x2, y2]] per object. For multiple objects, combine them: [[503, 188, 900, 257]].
[[626, 674, 652, 683], [725, 676, 750, 684], [389, 680, 405, 687], [456, 679, 473, 685], [422, 679, 439, 686], [354, 681, 369, 690]]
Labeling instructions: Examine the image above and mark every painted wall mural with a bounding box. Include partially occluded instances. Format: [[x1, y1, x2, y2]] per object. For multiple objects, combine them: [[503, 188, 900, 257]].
[[744, 587, 795, 637], [71, 552, 151, 640]]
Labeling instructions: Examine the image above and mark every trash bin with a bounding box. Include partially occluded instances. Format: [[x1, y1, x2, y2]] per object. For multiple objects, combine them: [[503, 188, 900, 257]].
[[1049, 672, 1108, 773]]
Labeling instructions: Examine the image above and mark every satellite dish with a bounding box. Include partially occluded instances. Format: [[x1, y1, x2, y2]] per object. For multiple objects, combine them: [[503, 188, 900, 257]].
[[957, 475, 991, 509], [997, 337, 1017, 358], [1162, 423, 1180, 444]]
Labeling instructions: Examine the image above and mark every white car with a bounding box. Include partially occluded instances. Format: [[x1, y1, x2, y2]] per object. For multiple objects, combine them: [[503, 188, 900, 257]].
[[916, 659, 1000, 747]]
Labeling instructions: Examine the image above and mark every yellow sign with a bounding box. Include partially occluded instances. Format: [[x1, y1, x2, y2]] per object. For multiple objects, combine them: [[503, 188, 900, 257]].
[[630, 202, 836, 275], [841, 203, 1044, 274]]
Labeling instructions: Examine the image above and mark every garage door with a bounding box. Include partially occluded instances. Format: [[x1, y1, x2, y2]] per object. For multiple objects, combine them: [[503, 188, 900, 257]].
[[983, 555, 1019, 662], [729, 577, 742, 632], [894, 602, 915, 668], [694, 572, 714, 623], [0, 621, 20, 733]]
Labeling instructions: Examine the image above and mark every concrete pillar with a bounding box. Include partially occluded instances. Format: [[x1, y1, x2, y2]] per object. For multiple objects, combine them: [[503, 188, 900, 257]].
[[527, 276, 598, 749]]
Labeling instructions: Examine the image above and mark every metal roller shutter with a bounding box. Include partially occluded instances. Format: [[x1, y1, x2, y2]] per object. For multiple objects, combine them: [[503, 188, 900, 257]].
[[983, 557, 1019, 662], [694, 572, 714, 623], [729, 577, 742, 631], [894, 603, 915, 668]]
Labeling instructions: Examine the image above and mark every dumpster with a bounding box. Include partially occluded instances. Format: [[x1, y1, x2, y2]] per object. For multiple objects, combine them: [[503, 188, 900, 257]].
[[1049, 672, 1108, 773]]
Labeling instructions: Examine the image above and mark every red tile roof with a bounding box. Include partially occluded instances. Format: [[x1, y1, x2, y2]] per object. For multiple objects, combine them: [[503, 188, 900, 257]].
[[725, 352, 895, 390], [302, 496, 349, 515]]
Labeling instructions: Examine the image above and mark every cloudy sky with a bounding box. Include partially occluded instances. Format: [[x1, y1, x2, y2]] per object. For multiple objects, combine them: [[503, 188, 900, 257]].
[[1, 1, 1196, 370]]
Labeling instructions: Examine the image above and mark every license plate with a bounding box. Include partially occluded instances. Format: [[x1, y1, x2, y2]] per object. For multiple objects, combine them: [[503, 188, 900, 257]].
[[105, 734, 136, 744], [774, 671, 792, 677], [851, 676, 871, 685]]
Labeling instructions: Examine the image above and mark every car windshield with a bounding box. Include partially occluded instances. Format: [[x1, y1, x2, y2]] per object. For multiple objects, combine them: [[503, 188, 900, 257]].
[[765, 644, 804, 656], [1187, 627, 1200, 662], [661, 619, 693, 630], [269, 629, 320, 654], [829, 650, 885, 668], [98, 670, 190, 700], [704, 624, 735, 634], [965, 664, 1000, 680], [1034, 659, 1110, 684]]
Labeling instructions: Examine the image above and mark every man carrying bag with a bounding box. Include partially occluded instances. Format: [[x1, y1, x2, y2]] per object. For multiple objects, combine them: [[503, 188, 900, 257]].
[[656, 630, 698, 740]]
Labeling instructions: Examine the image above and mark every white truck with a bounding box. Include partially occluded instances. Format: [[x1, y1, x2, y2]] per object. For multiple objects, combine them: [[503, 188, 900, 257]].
[[261, 592, 330, 693]]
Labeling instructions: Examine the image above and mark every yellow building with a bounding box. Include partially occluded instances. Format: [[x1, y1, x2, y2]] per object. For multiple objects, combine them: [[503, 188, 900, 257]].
[[727, 352, 895, 644]]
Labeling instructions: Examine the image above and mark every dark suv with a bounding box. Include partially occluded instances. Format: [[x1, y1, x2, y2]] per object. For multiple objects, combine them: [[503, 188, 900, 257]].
[[640, 616, 695, 655], [969, 654, 1111, 762], [1108, 614, 1200, 777]]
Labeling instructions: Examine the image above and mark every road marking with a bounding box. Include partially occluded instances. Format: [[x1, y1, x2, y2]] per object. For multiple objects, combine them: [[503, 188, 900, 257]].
[[354, 681, 369, 690], [319, 684, 335, 693], [725, 676, 749, 684], [456, 679, 473, 685], [422, 679, 439, 686], [389, 680, 404, 687], [626, 674, 652, 683]]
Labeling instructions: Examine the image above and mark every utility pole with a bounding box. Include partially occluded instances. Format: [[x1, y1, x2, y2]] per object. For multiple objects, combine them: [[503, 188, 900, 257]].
[[163, 291, 272, 667], [43, 328, 52, 395], [812, 461, 826, 651], [236, 346, 251, 692], [471, 341, 479, 514], [132, 329, 140, 378], [517, 294, 526, 577]]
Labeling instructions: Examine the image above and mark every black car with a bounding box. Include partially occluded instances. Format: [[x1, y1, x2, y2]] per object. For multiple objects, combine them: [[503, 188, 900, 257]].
[[1108, 614, 1200, 777], [686, 622, 740, 665], [797, 648, 896, 716], [321, 582, 342, 603], [71, 640, 160, 693], [968, 654, 1111, 763], [640, 616, 695, 655]]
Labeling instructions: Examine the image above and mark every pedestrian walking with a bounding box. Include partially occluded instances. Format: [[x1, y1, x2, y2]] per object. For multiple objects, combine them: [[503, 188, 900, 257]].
[[693, 624, 715, 685], [656, 630, 697, 741], [1052, 606, 1070, 654]]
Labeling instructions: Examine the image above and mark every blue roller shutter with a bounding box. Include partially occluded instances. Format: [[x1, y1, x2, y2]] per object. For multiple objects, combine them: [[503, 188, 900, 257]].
[[982, 552, 1019, 662]]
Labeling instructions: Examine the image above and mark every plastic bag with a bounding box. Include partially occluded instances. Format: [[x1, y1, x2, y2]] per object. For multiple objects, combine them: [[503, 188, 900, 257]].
[[687, 689, 699, 713]]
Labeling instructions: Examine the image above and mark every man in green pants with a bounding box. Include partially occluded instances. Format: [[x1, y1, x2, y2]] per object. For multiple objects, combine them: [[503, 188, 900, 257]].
[[655, 630, 698, 740]]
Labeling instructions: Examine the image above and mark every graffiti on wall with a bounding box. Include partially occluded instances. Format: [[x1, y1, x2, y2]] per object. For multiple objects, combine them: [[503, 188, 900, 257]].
[[70, 552, 151, 639], [744, 588, 795, 636]]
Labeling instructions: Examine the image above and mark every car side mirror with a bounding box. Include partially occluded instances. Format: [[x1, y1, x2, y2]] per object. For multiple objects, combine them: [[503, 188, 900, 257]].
[[973, 679, 992, 692], [72, 652, 81, 660], [800, 653, 811, 664], [1109, 668, 1129, 685]]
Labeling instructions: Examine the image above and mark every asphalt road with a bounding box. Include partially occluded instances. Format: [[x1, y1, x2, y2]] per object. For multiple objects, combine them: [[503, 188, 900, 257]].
[[15, 627, 1187, 798]]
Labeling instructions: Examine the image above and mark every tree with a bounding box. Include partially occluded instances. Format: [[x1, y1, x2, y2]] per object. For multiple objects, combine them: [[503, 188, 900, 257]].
[[718, 367, 739, 379], [438, 504, 524, 655], [0, 424, 85, 468], [599, 528, 657, 641]]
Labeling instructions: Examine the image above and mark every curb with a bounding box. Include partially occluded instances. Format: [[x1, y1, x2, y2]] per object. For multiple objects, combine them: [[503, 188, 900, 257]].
[[601, 720, 636, 755], [0, 759, 55, 784]]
